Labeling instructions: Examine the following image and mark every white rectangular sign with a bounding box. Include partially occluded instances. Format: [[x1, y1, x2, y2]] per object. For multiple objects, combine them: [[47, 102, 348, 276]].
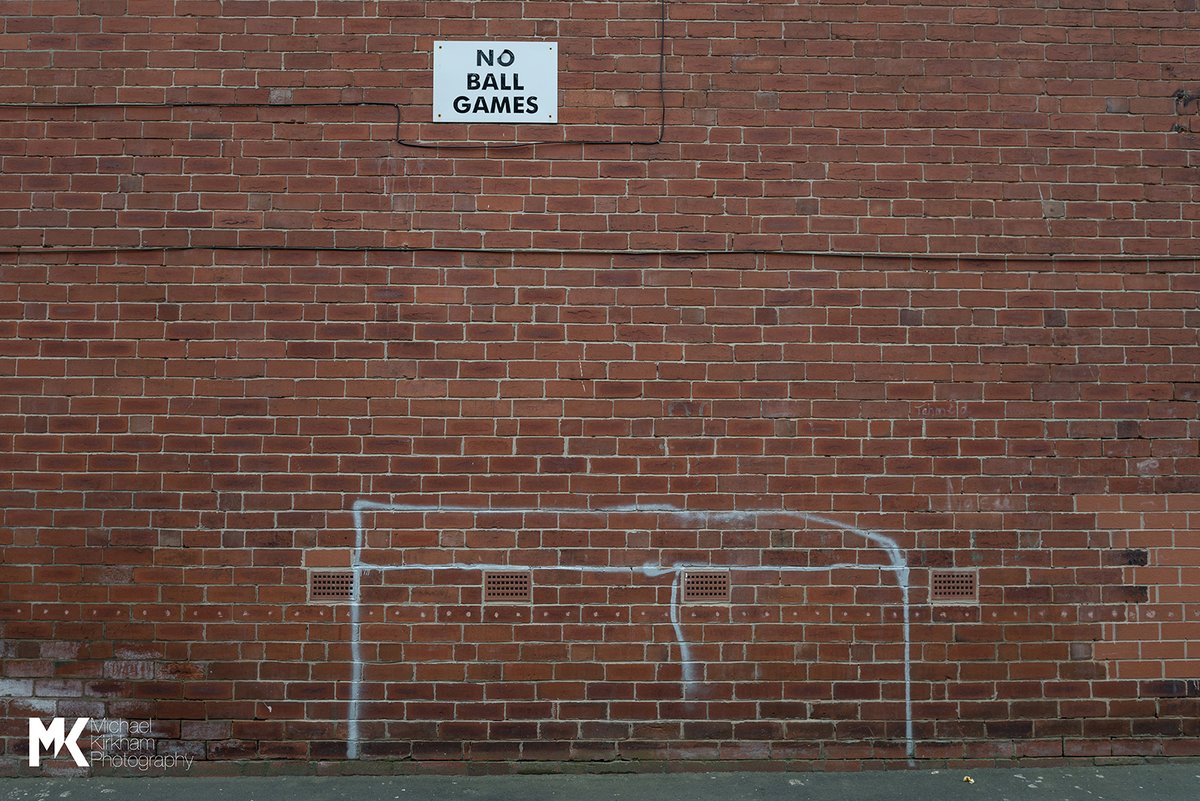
[[432, 41, 558, 124]]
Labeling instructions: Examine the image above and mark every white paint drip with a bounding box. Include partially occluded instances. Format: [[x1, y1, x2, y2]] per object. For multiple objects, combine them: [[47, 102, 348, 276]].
[[345, 500, 914, 762], [668, 568, 697, 687]]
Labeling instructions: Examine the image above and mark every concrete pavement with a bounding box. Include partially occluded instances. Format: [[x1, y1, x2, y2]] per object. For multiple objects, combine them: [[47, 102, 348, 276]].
[[3, 764, 1200, 801]]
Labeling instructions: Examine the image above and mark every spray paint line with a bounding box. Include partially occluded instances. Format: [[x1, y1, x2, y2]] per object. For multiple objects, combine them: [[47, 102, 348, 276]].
[[668, 567, 698, 687], [347, 504, 365, 760], [346, 500, 913, 761], [365, 562, 882, 574]]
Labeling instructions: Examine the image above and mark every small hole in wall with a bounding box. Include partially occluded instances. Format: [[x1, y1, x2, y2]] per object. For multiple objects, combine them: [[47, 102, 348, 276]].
[[930, 569, 977, 604], [309, 570, 355, 602]]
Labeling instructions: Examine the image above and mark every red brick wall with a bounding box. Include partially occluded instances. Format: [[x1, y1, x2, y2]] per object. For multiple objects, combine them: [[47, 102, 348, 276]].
[[1, 0, 1199, 255], [2, 252, 1199, 772], [2, 0, 1200, 776], [1089, 494, 1200, 681]]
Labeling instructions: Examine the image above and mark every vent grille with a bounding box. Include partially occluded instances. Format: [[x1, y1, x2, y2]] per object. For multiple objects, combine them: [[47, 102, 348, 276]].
[[483, 571, 532, 603], [930, 569, 977, 603], [682, 570, 730, 603], [309, 570, 354, 602]]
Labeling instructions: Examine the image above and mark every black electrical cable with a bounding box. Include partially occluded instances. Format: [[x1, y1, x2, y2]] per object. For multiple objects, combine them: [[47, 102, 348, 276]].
[[0, 0, 667, 152], [1, 244, 1195, 264], [0, 100, 405, 140], [396, 0, 669, 150]]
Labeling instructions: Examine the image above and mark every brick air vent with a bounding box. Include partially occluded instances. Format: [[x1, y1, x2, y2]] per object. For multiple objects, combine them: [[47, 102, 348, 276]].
[[309, 570, 354, 602], [682, 570, 730, 603], [930, 569, 977, 603], [483, 571, 532, 603]]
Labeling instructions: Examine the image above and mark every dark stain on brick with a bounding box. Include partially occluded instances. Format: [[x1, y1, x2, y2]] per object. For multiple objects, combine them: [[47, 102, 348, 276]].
[[1156, 476, 1200, 493], [1116, 420, 1141, 438], [795, 198, 820, 215], [1140, 679, 1200, 698], [1044, 309, 1067, 327], [754, 306, 778, 325], [540, 457, 587, 473], [1104, 585, 1149, 604], [1122, 548, 1149, 566]]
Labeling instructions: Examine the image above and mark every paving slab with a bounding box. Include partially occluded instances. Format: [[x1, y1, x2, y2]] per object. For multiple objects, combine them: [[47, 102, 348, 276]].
[[3, 764, 1200, 801]]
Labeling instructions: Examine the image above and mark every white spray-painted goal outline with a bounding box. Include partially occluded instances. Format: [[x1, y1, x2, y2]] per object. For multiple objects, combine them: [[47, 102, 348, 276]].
[[346, 500, 913, 761]]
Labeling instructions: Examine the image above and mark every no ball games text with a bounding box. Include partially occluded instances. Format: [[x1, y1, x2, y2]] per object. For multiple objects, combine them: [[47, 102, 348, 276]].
[[433, 41, 558, 123]]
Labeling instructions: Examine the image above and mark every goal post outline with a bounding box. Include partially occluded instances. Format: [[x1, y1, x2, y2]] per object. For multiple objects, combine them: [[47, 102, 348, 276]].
[[346, 500, 914, 761]]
